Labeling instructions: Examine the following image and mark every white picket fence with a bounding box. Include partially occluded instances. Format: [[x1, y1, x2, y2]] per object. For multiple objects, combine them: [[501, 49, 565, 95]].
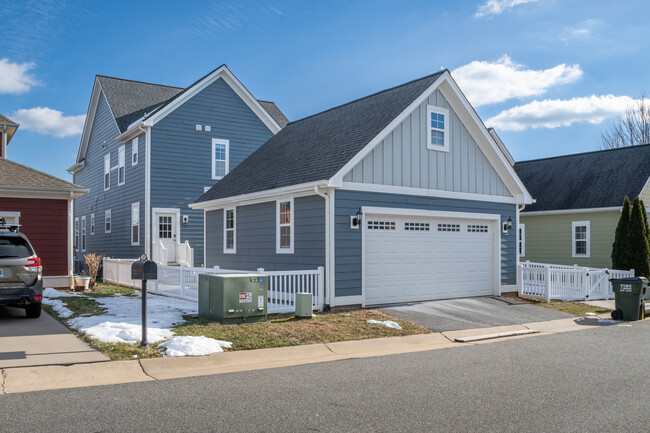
[[518, 261, 634, 302], [102, 258, 325, 314]]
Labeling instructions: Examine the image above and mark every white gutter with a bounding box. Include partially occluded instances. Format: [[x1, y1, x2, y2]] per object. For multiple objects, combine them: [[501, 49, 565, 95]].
[[141, 124, 152, 259], [314, 186, 331, 307], [0, 184, 88, 197], [522, 206, 619, 216]]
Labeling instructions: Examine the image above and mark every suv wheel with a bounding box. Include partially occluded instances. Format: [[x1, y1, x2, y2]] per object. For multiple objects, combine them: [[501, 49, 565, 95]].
[[25, 303, 42, 319]]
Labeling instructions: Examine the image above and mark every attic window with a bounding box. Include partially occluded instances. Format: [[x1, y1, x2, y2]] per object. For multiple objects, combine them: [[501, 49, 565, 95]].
[[426, 105, 449, 152]]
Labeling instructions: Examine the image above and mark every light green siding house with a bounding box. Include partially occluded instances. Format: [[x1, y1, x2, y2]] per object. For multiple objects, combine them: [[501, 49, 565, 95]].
[[515, 145, 650, 269]]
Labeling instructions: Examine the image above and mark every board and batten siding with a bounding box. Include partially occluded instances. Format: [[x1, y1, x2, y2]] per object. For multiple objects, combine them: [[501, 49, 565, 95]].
[[342, 89, 511, 197], [334, 189, 517, 298], [520, 210, 620, 269], [151, 77, 275, 266], [204, 195, 325, 271], [73, 91, 145, 261]]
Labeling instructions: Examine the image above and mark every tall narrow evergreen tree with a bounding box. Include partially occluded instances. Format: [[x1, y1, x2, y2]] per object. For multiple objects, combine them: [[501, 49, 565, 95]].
[[628, 197, 650, 277], [640, 199, 650, 236], [612, 196, 632, 269]]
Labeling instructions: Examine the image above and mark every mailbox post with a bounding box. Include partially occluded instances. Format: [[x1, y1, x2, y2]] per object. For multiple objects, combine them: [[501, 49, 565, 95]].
[[131, 255, 157, 347]]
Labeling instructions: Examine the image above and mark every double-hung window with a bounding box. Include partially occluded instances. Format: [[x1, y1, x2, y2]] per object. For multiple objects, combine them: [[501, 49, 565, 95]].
[[104, 154, 111, 190], [212, 138, 230, 180], [132, 137, 139, 166], [81, 216, 86, 251], [518, 224, 525, 257], [131, 202, 140, 246], [74, 217, 79, 250], [426, 105, 449, 152], [105, 210, 112, 234], [90, 213, 95, 235], [572, 221, 590, 257], [118, 145, 126, 185], [223, 208, 236, 253], [276, 199, 294, 253]]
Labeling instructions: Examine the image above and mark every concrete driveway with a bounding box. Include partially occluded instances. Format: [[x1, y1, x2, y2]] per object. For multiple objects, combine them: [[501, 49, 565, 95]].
[[378, 296, 574, 332], [0, 306, 108, 368]]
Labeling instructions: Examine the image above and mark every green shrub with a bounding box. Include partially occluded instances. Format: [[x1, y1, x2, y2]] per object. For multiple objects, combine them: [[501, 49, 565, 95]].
[[628, 197, 650, 277]]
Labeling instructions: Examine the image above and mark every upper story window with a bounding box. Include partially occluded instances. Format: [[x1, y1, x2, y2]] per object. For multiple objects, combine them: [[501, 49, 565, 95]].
[[212, 138, 230, 180], [104, 153, 110, 190], [81, 216, 87, 252], [572, 221, 590, 258], [118, 145, 126, 185], [224, 207, 236, 254], [132, 137, 139, 166], [276, 198, 294, 254], [105, 209, 112, 234], [426, 105, 450, 152], [131, 202, 140, 246], [90, 213, 95, 236]]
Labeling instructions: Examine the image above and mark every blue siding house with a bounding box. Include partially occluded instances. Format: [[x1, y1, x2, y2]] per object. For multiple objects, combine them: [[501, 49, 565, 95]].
[[69, 65, 288, 266], [192, 70, 533, 308]]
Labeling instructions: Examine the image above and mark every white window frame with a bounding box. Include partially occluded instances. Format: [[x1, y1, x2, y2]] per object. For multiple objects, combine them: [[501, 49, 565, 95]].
[[518, 223, 525, 257], [426, 105, 450, 152], [276, 198, 294, 254], [118, 145, 126, 186], [572, 221, 590, 258], [132, 137, 139, 166], [90, 213, 95, 236], [223, 207, 236, 254], [81, 216, 86, 252], [104, 153, 111, 191], [74, 217, 79, 250], [211, 138, 230, 180], [131, 202, 140, 246], [105, 209, 112, 234]]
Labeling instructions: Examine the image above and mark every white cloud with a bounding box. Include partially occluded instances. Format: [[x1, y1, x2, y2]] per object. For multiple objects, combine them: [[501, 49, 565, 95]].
[[12, 107, 85, 138], [0, 58, 41, 94], [474, 0, 537, 18], [452, 55, 582, 106], [485, 95, 637, 131], [562, 19, 601, 40]]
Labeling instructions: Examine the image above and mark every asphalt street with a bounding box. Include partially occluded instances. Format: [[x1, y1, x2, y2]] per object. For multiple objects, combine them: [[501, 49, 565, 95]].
[[2, 320, 649, 432]]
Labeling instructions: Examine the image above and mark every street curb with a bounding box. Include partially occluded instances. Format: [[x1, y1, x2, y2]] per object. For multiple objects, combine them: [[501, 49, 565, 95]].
[[1, 316, 634, 394]]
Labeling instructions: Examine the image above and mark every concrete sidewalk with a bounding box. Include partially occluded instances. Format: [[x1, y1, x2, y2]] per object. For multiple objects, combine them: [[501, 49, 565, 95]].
[[1, 315, 638, 395], [0, 308, 108, 368]]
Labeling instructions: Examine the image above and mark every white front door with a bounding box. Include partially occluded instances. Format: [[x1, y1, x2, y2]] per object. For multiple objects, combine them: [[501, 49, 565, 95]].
[[364, 214, 497, 305], [157, 213, 177, 263]]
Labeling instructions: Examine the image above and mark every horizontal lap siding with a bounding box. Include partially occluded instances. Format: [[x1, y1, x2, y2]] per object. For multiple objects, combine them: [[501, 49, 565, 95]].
[[343, 90, 511, 197], [151, 77, 274, 266], [335, 189, 517, 298], [0, 197, 68, 276], [205, 195, 325, 271], [73, 92, 145, 261]]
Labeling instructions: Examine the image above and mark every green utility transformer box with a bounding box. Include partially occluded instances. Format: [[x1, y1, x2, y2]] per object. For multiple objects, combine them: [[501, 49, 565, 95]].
[[198, 274, 268, 324]]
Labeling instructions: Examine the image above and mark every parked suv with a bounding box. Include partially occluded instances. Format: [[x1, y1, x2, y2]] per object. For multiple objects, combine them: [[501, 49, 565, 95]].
[[0, 218, 43, 318]]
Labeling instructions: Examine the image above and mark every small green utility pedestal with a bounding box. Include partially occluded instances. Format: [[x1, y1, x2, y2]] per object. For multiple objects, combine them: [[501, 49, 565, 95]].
[[295, 292, 313, 319], [610, 277, 647, 321], [199, 274, 268, 324]]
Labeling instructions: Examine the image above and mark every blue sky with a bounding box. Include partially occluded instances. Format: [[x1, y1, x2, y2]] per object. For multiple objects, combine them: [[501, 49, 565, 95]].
[[1, 0, 648, 180]]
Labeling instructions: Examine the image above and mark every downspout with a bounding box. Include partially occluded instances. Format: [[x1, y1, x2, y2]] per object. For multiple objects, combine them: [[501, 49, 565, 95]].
[[68, 191, 74, 289], [139, 124, 151, 259], [516, 202, 526, 292], [314, 186, 330, 307]]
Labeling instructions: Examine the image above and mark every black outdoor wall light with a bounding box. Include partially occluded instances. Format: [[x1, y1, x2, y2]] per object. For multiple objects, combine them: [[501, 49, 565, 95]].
[[502, 216, 513, 233], [351, 208, 363, 229]]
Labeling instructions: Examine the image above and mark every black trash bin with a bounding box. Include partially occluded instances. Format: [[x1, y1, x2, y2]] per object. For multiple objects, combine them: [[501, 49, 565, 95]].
[[610, 277, 647, 321]]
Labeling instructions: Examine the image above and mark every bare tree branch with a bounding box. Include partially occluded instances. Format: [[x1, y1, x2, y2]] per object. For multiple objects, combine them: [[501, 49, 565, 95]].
[[601, 92, 650, 149]]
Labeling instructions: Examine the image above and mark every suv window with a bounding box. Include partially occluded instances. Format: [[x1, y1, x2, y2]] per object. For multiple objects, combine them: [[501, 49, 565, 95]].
[[0, 237, 33, 258]]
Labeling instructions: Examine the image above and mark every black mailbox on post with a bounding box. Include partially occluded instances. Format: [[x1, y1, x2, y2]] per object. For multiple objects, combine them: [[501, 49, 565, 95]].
[[131, 260, 157, 280]]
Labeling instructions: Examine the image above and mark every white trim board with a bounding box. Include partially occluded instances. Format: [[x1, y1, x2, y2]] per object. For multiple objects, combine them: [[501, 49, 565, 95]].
[[522, 207, 620, 216], [341, 182, 517, 204]]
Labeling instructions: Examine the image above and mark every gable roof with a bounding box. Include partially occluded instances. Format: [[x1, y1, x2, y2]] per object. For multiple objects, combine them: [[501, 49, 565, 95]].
[[71, 66, 288, 169], [514, 144, 650, 212], [195, 70, 447, 203], [0, 158, 87, 195], [0, 114, 20, 145]]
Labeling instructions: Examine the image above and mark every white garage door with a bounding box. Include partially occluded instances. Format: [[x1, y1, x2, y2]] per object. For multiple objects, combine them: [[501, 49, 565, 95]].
[[364, 214, 496, 305]]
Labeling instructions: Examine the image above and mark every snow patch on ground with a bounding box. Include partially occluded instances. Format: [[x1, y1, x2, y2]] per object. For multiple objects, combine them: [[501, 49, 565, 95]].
[[42, 298, 74, 318], [80, 322, 175, 344], [158, 336, 233, 357], [368, 319, 402, 329], [43, 287, 81, 298]]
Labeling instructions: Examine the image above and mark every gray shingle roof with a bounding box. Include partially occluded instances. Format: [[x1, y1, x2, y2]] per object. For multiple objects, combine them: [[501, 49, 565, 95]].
[[97, 74, 289, 133], [514, 144, 650, 212], [196, 70, 447, 203], [0, 158, 86, 191]]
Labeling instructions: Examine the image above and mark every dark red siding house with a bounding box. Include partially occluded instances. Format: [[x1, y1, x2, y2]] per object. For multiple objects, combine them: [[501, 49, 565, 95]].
[[0, 117, 87, 288]]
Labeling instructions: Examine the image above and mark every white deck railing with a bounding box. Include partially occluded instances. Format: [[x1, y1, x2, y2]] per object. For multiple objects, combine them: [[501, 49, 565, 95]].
[[518, 261, 634, 302], [102, 258, 325, 313]]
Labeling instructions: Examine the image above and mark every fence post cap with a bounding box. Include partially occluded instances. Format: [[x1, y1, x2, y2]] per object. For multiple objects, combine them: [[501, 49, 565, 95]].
[[257, 268, 265, 273]]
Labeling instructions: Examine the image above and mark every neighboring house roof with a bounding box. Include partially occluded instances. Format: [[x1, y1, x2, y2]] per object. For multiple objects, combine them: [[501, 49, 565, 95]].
[[514, 144, 650, 212], [0, 158, 87, 194], [71, 66, 288, 169], [0, 113, 20, 145], [196, 70, 447, 203]]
